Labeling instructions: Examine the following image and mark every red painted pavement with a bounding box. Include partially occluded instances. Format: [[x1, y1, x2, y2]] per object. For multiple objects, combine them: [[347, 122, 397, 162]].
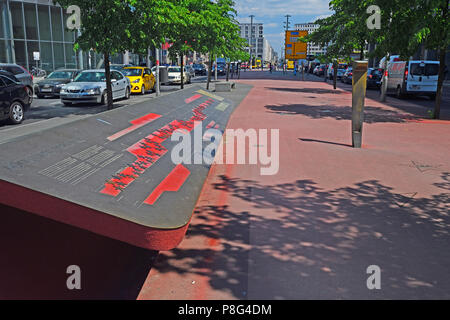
[[138, 72, 450, 299]]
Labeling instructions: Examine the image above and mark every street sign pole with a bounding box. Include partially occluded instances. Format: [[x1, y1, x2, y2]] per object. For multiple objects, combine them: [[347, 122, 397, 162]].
[[352, 61, 368, 148], [156, 48, 160, 96]]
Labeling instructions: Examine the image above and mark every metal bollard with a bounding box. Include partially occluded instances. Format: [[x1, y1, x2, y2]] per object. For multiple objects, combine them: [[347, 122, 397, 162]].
[[352, 61, 368, 148]]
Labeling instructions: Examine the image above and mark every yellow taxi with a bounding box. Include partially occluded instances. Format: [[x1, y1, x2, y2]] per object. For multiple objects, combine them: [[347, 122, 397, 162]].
[[122, 67, 155, 95]]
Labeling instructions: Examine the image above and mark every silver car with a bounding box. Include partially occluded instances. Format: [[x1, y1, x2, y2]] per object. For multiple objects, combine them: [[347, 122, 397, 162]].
[[0, 63, 33, 104], [60, 69, 131, 106]]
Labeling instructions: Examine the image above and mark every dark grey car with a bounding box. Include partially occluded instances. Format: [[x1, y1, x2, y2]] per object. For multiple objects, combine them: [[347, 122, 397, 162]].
[[34, 69, 81, 98], [0, 63, 33, 103]]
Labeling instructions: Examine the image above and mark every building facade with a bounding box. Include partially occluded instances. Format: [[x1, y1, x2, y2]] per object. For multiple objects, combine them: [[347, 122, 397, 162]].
[[0, 0, 80, 72], [238, 22, 264, 60], [294, 23, 327, 58], [238, 22, 276, 64]]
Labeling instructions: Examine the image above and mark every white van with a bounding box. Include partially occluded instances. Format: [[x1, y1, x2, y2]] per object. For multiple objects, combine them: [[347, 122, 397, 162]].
[[383, 59, 439, 100]]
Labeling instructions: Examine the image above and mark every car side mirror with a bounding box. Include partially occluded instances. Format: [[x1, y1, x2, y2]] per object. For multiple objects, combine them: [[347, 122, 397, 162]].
[[111, 79, 117, 82]]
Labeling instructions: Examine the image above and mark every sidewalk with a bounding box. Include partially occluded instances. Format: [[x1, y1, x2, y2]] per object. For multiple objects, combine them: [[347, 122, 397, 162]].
[[139, 72, 450, 299]]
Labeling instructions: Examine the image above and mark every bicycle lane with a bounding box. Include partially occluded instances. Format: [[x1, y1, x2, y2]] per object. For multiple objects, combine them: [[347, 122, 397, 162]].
[[138, 78, 450, 300]]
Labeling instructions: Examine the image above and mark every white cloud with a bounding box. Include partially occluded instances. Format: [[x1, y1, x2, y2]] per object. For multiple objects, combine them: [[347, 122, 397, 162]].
[[234, 0, 331, 18]]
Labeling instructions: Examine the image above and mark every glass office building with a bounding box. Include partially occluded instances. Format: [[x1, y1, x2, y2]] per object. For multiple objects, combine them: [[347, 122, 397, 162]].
[[0, 0, 78, 72]]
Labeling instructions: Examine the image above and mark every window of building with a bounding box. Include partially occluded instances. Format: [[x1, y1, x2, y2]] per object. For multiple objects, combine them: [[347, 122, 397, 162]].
[[53, 42, 64, 69], [10, 1, 25, 39], [24, 3, 38, 40], [26, 40, 39, 69], [40, 41, 53, 72], [51, 7, 63, 41], [65, 43, 76, 68], [14, 40, 26, 67], [38, 5, 51, 41]]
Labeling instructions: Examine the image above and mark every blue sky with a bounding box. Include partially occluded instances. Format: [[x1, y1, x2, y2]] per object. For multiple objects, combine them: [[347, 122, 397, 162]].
[[234, 0, 332, 55]]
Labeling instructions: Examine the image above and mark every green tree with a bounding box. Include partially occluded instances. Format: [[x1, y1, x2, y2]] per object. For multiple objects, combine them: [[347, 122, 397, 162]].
[[58, 0, 138, 109], [190, 0, 242, 90]]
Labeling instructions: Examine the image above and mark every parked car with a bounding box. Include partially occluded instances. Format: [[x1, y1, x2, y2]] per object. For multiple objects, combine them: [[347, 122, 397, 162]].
[[0, 70, 31, 124], [342, 67, 353, 84], [60, 69, 131, 106], [382, 59, 439, 99], [186, 65, 196, 79], [327, 63, 348, 80], [122, 66, 155, 95], [0, 63, 33, 104], [192, 63, 207, 76], [34, 69, 81, 98], [167, 66, 191, 84], [110, 64, 134, 71], [314, 65, 326, 76], [214, 63, 227, 75], [367, 68, 383, 89]]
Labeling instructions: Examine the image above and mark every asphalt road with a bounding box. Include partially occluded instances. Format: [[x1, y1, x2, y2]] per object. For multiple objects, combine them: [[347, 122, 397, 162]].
[[0, 75, 209, 130]]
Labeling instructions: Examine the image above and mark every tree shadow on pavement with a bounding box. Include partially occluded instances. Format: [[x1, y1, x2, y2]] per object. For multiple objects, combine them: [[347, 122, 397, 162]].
[[265, 103, 419, 124], [266, 87, 345, 95], [152, 173, 450, 299]]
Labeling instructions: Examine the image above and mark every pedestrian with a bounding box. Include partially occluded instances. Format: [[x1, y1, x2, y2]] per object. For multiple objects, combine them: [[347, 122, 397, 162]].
[[269, 63, 272, 74]]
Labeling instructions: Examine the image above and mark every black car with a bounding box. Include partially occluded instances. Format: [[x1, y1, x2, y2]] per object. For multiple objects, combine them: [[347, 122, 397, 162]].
[[192, 64, 207, 76], [213, 63, 227, 76], [367, 68, 382, 88], [34, 69, 81, 98], [0, 70, 31, 124]]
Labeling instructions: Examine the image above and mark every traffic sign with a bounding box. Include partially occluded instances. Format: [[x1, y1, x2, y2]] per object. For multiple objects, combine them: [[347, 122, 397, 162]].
[[285, 30, 308, 60]]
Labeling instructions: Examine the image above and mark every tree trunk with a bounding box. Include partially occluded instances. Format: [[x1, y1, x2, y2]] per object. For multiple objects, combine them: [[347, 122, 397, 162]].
[[226, 62, 230, 81], [360, 43, 365, 60], [207, 57, 213, 90], [333, 61, 338, 89], [434, 46, 446, 119], [180, 53, 184, 90], [104, 52, 113, 110]]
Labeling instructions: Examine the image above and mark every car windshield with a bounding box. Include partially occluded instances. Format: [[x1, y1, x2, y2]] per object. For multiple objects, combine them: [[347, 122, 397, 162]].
[[410, 63, 439, 76], [370, 69, 382, 76], [47, 71, 73, 79], [123, 68, 143, 77], [168, 67, 181, 73], [193, 64, 203, 68], [74, 72, 106, 82]]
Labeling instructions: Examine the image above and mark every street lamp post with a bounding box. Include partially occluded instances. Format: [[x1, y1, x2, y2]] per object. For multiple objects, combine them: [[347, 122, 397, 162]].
[[249, 15, 255, 71]]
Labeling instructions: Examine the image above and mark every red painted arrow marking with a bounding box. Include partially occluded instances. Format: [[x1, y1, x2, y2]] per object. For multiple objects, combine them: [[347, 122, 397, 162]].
[[107, 113, 162, 141], [185, 94, 202, 104], [143, 164, 191, 205], [101, 100, 213, 197]]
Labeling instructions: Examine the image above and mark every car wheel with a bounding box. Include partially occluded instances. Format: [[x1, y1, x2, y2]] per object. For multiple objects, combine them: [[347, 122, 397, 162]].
[[62, 102, 72, 106], [37, 94, 45, 99], [125, 87, 131, 99], [9, 101, 24, 124], [25, 86, 33, 104]]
